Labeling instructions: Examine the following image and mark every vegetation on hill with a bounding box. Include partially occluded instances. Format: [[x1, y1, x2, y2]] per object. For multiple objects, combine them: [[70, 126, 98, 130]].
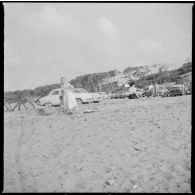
[[70, 69, 121, 92], [4, 84, 60, 102], [135, 62, 192, 88], [4, 62, 191, 101]]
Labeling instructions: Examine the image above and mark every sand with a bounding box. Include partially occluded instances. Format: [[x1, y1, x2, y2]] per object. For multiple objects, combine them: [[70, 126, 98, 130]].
[[4, 95, 191, 192]]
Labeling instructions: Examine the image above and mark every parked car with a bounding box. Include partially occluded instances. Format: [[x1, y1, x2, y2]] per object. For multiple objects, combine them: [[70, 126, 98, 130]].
[[110, 91, 129, 99], [38, 88, 100, 106], [169, 85, 185, 96], [97, 92, 109, 99], [73, 88, 102, 103], [111, 87, 145, 99], [184, 89, 191, 95], [111, 93, 120, 99], [118, 92, 126, 98], [142, 90, 151, 97], [91, 92, 103, 102], [72, 88, 95, 104]]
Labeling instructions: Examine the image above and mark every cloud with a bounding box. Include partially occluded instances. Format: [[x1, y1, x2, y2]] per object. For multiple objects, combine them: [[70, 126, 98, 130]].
[[4, 4, 192, 91], [137, 38, 163, 53], [98, 17, 117, 37], [24, 6, 71, 37]]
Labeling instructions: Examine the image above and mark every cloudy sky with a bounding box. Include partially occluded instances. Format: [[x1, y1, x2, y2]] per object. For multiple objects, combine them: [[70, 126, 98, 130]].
[[4, 3, 192, 91]]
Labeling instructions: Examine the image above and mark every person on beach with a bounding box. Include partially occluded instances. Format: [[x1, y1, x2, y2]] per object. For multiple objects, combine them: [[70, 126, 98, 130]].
[[128, 81, 143, 100], [153, 81, 159, 97], [181, 82, 185, 91], [58, 77, 78, 115], [148, 83, 154, 97]]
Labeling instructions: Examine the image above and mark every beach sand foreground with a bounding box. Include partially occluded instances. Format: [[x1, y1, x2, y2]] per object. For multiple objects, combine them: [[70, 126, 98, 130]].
[[4, 95, 191, 192]]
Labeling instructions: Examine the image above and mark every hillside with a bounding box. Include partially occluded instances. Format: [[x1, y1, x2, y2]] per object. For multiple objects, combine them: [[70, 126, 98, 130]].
[[4, 62, 191, 101], [135, 62, 191, 88], [123, 63, 182, 78], [70, 69, 121, 92]]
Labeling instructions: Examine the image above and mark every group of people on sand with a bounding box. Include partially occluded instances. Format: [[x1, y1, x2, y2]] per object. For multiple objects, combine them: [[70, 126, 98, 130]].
[[127, 80, 159, 99], [148, 82, 159, 97], [57, 77, 160, 115]]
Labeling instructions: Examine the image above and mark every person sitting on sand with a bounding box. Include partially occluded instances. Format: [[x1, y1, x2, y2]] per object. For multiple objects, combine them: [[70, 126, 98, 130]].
[[58, 77, 78, 115], [128, 81, 143, 100]]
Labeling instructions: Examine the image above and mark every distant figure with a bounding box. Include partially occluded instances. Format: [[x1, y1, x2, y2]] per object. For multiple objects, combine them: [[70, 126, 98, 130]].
[[58, 77, 78, 115], [153, 82, 159, 97], [128, 81, 143, 100], [181, 82, 185, 90], [181, 82, 185, 94], [148, 83, 154, 97]]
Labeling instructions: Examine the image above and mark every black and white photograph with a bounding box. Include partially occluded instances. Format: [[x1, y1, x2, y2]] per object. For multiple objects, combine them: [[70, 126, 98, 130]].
[[3, 2, 192, 193]]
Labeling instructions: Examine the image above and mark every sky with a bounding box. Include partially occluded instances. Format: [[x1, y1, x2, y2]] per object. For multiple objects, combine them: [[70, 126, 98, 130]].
[[4, 3, 193, 91]]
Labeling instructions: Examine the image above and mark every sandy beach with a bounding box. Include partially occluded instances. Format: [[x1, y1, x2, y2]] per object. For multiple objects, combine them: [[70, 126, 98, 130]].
[[4, 95, 191, 193]]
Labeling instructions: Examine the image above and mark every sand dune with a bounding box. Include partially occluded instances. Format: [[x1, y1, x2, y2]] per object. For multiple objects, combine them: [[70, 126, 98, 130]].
[[4, 95, 191, 192]]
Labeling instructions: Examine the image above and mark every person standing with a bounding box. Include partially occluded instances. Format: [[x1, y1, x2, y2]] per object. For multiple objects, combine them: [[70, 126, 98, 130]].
[[58, 77, 78, 115], [153, 81, 159, 97], [148, 83, 154, 97]]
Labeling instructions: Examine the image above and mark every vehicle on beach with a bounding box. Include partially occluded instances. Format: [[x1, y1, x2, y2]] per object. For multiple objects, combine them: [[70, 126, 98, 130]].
[[90, 92, 103, 102], [111, 93, 118, 99], [111, 87, 144, 99], [184, 89, 191, 95], [142, 90, 151, 97], [168, 85, 185, 96], [73, 88, 102, 103], [111, 92, 124, 99], [121, 91, 131, 98], [118, 92, 127, 98], [4, 97, 35, 112], [98, 92, 109, 99], [37, 88, 101, 106], [110, 91, 129, 99]]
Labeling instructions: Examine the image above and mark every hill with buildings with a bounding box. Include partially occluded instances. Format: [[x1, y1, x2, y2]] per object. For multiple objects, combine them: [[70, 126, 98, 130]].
[[4, 61, 192, 101]]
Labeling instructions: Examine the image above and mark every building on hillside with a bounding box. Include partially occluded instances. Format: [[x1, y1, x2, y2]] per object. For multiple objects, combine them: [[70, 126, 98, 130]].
[[98, 81, 118, 92], [98, 73, 123, 92], [159, 65, 169, 73], [124, 70, 140, 81], [98, 72, 139, 92]]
